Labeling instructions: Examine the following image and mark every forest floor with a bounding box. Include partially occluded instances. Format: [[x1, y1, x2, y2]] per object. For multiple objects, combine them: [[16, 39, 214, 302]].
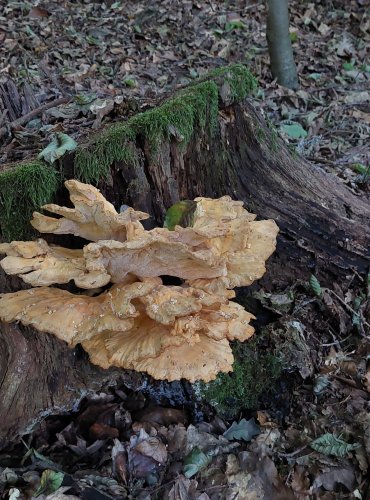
[[0, 0, 369, 499]]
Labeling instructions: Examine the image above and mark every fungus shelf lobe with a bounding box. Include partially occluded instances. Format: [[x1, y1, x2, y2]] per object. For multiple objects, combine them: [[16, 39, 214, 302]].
[[0, 180, 279, 382]]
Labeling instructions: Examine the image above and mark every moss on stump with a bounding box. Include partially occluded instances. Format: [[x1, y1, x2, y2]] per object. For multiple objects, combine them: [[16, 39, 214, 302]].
[[0, 64, 257, 240]]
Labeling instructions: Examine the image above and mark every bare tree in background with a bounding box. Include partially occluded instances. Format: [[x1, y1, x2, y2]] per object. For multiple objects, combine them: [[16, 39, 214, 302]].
[[266, 0, 299, 89]]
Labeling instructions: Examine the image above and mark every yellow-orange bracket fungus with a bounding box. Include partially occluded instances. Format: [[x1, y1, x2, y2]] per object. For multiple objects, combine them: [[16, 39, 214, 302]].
[[0, 180, 279, 382]]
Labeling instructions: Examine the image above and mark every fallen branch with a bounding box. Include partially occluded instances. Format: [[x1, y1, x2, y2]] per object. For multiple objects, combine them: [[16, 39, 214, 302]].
[[0, 96, 70, 139]]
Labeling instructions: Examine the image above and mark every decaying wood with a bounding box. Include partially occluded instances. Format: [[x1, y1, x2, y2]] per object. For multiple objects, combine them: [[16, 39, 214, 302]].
[[0, 88, 369, 447], [106, 100, 369, 283]]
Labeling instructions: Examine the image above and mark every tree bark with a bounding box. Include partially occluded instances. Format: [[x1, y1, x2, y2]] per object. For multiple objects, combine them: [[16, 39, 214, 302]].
[[1, 91, 369, 447], [266, 0, 299, 89]]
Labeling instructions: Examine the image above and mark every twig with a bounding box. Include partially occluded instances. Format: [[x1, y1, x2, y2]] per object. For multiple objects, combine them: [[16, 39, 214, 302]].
[[331, 375, 357, 388], [328, 289, 370, 328], [279, 445, 311, 459], [216, 2, 263, 14], [0, 96, 70, 139], [306, 156, 336, 166]]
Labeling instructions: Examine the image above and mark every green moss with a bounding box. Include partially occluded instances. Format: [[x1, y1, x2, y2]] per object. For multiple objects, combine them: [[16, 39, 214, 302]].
[[202, 63, 258, 103], [266, 118, 279, 152], [288, 143, 299, 160], [200, 342, 282, 419], [75, 81, 219, 182], [256, 125, 268, 143], [74, 123, 136, 184], [0, 161, 59, 241], [130, 80, 219, 150], [0, 64, 258, 239], [74, 64, 257, 184]]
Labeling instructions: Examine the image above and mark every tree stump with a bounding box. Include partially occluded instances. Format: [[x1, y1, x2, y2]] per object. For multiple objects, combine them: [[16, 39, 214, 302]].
[[1, 65, 369, 446]]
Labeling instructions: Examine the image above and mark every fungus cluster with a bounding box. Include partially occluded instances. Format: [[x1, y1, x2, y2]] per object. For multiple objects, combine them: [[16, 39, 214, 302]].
[[0, 180, 278, 382]]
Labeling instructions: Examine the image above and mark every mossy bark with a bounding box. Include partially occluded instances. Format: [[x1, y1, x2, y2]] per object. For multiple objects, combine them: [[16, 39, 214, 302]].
[[0, 66, 369, 446]]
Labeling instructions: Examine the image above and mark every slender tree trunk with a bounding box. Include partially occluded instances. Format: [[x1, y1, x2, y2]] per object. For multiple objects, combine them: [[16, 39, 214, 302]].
[[1, 81, 369, 447], [266, 0, 299, 89]]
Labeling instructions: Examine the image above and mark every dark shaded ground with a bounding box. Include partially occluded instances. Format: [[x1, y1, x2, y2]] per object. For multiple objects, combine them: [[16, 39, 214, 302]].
[[0, 0, 369, 498]]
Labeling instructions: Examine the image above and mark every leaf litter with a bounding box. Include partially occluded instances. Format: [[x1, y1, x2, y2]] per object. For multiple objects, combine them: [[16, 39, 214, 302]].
[[0, 0, 369, 498]]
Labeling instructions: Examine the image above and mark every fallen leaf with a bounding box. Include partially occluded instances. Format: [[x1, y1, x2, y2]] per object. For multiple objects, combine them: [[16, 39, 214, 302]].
[[226, 453, 295, 499], [312, 466, 356, 492], [183, 447, 212, 478], [363, 368, 370, 393], [8, 489, 21, 500], [135, 406, 187, 426], [129, 449, 158, 479], [336, 35, 355, 57], [167, 424, 187, 458], [309, 274, 322, 297], [310, 433, 360, 457], [38, 133, 77, 164], [29, 6, 49, 18], [290, 466, 310, 500], [280, 122, 308, 139], [168, 475, 198, 500], [42, 487, 80, 500], [223, 418, 260, 442], [185, 425, 229, 455], [69, 437, 104, 457], [134, 436, 168, 464], [112, 439, 128, 484], [34, 470, 64, 497], [89, 422, 119, 440]]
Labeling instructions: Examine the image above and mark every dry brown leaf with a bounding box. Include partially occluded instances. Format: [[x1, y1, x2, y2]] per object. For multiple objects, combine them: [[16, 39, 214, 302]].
[[168, 475, 199, 500], [312, 466, 356, 492], [363, 368, 370, 393], [112, 439, 128, 484], [134, 436, 168, 464], [290, 466, 311, 500]]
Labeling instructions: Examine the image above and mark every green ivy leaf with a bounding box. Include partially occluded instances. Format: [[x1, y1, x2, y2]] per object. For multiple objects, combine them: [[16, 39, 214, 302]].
[[352, 163, 367, 174], [38, 133, 77, 164], [123, 77, 138, 88], [34, 469, 64, 497], [308, 73, 323, 81], [309, 274, 322, 297], [164, 200, 197, 230], [313, 375, 330, 395], [74, 93, 96, 105], [183, 447, 212, 478], [310, 433, 360, 457], [225, 20, 246, 31], [280, 122, 307, 139], [343, 62, 355, 71], [86, 35, 101, 46], [223, 418, 260, 442]]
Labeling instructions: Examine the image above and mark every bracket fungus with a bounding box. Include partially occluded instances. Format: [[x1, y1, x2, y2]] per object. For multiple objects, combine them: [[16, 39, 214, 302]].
[[0, 180, 279, 382]]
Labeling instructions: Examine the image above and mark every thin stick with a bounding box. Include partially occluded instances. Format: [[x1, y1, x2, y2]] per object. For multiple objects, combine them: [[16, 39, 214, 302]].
[[0, 96, 70, 139], [328, 289, 370, 328]]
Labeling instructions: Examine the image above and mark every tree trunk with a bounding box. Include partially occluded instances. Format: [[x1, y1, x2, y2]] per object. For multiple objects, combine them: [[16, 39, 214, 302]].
[[266, 0, 299, 89], [1, 78, 369, 447]]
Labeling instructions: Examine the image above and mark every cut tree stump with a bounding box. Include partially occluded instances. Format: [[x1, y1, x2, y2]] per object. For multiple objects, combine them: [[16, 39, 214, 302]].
[[0, 66, 369, 447]]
